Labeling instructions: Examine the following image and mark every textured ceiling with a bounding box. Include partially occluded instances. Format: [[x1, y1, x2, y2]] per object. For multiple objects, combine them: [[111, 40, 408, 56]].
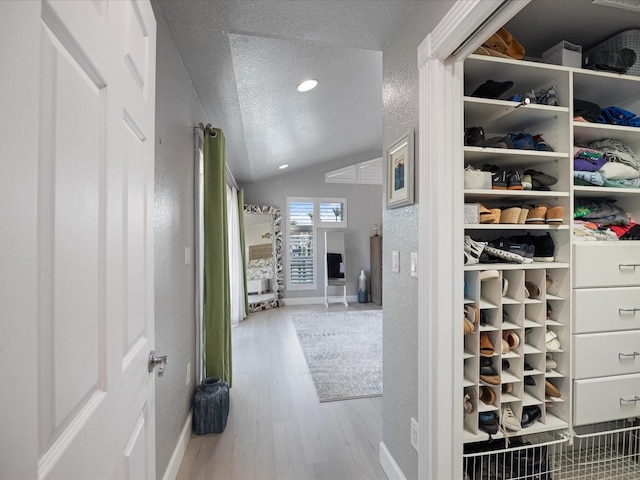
[[156, 0, 413, 183], [156, 0, 640, 183]]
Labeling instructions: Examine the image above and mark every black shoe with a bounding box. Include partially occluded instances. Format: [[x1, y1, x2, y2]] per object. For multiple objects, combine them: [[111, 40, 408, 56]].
[[524, 361, 534, 371], [465, 126, 485, 146], [471, 79, 514, 99], [507, 170, 523, 190], [524, 376, 536, 386], [504, 234, 535, 259], [489, 237, 534, 258], [479, 411, 500, 434], [492, 170, 508, 190], [532, 233, 555, 262], [521, 406, 541, 428]]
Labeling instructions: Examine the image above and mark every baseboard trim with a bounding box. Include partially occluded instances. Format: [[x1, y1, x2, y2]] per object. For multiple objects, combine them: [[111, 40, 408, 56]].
[[379, 442, 408, 480], [282, 295, 359, 306], [162, 411, 192, 480]]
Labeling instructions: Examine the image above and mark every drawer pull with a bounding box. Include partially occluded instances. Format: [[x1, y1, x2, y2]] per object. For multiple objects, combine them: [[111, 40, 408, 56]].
[[620, 396, 640, 404], [619, 308, 640, 314], [619, 352, 640, 359], [619, 264, 640, 269]]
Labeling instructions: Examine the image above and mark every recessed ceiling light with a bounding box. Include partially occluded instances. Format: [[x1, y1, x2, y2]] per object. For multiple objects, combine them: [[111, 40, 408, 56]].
[[297, 79, 318, 92], [278, 164, 289, 170]]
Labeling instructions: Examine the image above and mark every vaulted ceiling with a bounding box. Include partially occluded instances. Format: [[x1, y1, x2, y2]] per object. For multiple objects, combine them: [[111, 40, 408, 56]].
[[156, 0, 413, 183], [156, 0, 640, 184]]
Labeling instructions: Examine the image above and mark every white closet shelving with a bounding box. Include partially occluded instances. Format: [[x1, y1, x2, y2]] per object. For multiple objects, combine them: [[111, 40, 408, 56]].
[[462, 53, 640, 477], [463, 55, 572, 443]]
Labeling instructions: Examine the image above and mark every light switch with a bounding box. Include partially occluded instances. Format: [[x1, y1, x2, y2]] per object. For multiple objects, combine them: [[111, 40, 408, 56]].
[[185, 247, 191, 265], [392, 251, 400, 273], [410, 252, 418, 277]]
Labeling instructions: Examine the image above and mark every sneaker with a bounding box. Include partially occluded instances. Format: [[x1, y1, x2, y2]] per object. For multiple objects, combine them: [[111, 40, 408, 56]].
[[533, 134, 554, 151], [532, 233, 555, 262], [508, 132, 535, 150], [502, 403, 521, 431], [523, 169, 557, 189], [507, 170, 523, 190], [536, 86, 558, 106], [492, 170, 508, 190]]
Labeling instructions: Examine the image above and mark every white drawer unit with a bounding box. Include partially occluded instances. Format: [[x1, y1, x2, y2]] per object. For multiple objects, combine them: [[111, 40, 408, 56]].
[[573, 287, 640, 334], [574, 374, 640, 425], [574, 243, 640, 288], [574, 331, 640, 379]]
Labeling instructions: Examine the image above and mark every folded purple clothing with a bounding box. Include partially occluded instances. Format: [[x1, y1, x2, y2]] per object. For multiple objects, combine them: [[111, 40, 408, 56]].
[[574, 147, 607, 172]]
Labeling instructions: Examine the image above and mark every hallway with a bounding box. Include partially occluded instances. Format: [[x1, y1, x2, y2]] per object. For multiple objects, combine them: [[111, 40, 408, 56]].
[[177, 304, 386, 480]]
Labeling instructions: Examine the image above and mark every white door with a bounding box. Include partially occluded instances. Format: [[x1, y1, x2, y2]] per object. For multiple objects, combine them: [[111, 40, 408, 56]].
[[0, 1, 157, 478]]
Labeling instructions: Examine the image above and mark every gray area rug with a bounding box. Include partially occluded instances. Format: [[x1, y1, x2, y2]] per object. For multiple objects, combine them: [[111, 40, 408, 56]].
[[292, 310, 382, 402]]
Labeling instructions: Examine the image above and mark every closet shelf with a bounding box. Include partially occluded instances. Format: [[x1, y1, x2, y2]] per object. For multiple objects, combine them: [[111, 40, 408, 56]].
[[546, 293, 565, 301], [465, 262, 570, 271], [465, 224, 569, 230], [574, 186, 640, 198], [574, 122, 640, 146], [464, 146, 569, 168], [465, 97, 569, 132], [464, 189, 570, 201]]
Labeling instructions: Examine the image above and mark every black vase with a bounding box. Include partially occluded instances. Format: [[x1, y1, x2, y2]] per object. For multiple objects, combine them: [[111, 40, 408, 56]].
[[193, 377, 230, 434]]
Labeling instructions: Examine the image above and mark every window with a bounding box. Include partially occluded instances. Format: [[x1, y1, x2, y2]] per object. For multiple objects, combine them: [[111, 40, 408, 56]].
[[286, 196, 347, 290], [287, 198, 316, 290], [319, 198, 347, 228]]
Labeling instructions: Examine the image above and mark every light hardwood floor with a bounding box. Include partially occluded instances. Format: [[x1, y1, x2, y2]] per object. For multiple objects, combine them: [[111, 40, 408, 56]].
[[176, 304, 386, 480]]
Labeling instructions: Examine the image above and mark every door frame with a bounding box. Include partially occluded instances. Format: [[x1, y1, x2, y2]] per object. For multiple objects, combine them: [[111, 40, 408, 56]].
[[416, 1, 529, 478]]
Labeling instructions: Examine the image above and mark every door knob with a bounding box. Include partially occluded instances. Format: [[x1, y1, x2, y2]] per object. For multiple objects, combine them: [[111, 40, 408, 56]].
[[148, 350, 168, 377]]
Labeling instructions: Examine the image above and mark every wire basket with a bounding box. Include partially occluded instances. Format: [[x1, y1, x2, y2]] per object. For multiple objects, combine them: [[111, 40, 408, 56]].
[[463, 431, 568, 480], [556, 419, 640, 480]]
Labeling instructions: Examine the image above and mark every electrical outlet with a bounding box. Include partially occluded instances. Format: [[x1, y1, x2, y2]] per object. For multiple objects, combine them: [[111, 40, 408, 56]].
[[410, 417, 418, 451], [186, 362, 191, 386]]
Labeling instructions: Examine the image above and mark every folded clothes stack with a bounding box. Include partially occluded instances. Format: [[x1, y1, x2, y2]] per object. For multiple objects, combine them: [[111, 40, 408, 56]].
[[574, 138, 640, 189]]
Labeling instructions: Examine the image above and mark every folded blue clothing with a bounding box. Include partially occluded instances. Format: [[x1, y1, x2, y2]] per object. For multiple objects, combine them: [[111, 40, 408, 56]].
[[598, 106, 640, 127]]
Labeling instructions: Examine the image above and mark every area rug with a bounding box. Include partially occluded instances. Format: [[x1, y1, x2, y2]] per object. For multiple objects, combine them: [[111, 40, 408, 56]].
[[292, 310, 382, 402]]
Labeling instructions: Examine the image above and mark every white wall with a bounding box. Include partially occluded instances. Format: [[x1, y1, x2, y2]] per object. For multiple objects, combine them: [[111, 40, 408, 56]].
[[152, 2, 209, 477], [240, 151, 383, 300], [382, 1, 455, 478]]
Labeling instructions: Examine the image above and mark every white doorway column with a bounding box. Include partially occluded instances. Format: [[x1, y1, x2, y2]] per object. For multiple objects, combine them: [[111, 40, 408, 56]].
[[416, 1, 529, 478]]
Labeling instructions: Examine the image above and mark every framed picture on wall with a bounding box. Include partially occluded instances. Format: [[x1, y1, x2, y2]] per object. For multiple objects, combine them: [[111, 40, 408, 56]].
[[386, 130, 414, 209]]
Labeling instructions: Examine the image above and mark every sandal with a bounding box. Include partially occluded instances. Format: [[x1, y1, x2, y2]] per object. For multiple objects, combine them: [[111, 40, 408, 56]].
[[479, 385, 497, 404], [545, 206, 564, 224], [501, 338, 510, 354], [464, 316, 475, 335], [525, 206, 547, 224], [479, 357, 501, 385], [480, 332, 495, 357], [524, 281, 541, 299], [502, 331, 520, 349], [464, 392, 475, 415], [545, 380, 561, 398]]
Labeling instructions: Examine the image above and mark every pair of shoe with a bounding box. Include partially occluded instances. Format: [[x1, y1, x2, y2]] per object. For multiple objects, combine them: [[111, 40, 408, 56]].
[[480, 333, 496, 358], [521, 405, 541, 428], [546, 329, 561, 351], [488, 237, 534, 262], [505, 233, 555, 263], [525, 205, 564, 225], [545, 379, 561, 398], [523, 169, 557, 190], [479, 385, 496, 404], [478, 411, 499, 435], [524, 280, 541, 299], [464, 305, 479, 335], [503, 330, 520, 350], [492, 170, 523, 190], [502, 403, 521, 431], [535, 86, 558, 106], [464, 390, 475, 415], [480, 356, 500, 384]]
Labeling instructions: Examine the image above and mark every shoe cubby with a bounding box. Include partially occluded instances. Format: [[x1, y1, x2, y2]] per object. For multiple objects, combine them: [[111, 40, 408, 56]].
[[463, 54, 574, 442]]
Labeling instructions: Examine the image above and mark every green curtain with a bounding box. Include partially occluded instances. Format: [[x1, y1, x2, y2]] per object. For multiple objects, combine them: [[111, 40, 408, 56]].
[[237, 189, 249, 313], [203, 127, 232, 386]]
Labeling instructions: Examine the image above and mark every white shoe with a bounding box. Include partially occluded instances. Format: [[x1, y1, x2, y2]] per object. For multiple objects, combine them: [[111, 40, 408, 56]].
[[501, 403, 521, 431]]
